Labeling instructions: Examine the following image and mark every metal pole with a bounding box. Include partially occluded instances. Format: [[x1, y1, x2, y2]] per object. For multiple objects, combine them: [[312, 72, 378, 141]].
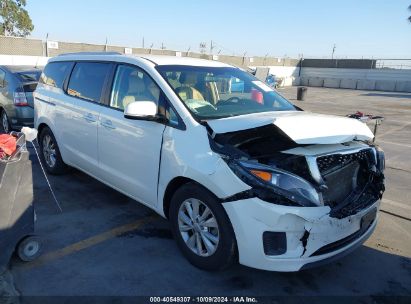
[[45, 33, 49, 57]]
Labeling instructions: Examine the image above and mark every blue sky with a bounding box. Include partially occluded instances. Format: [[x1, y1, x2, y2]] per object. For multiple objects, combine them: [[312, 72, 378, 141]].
[[26, 0, 411, 58]]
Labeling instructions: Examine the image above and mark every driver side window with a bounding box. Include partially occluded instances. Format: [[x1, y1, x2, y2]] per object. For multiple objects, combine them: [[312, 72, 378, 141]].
[[110, 65, 161, 111]]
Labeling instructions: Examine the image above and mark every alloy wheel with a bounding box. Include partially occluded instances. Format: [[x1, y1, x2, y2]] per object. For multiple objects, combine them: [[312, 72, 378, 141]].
[[1, 112, 9, 133], [178, 198, 220, 257], [42, 134, 57, 168]]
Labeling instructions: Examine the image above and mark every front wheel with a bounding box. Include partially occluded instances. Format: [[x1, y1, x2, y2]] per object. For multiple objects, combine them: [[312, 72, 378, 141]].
[[169, 182, 237, 271]]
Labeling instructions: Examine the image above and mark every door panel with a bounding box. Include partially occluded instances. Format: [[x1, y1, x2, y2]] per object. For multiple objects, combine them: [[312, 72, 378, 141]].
[[98, 64, 165, 206], [65, 97, 101, 174], [98, 108, 165, 205], [63, 62, 112, 175]]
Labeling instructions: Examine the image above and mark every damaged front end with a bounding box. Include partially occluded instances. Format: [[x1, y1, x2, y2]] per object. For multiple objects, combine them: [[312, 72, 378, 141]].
[[208, 123, 385, 219]]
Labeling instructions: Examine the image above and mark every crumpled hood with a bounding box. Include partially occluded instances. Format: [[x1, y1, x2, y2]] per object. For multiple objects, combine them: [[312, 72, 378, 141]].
[[207, 111, 374, 144]]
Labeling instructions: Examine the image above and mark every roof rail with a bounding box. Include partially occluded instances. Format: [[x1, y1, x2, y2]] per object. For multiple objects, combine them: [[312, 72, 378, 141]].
[[58, 52, 122, 56]]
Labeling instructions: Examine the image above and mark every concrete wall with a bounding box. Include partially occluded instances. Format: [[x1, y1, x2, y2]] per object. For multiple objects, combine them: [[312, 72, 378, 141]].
[[0, 36, 300, 68], [300, 67, 411, 92], [302, 59, 376, 69]]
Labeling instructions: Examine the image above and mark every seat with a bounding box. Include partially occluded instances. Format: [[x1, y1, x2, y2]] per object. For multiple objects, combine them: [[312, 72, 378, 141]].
[[122, 75, 155, 109], [175, 73, 205, 101]]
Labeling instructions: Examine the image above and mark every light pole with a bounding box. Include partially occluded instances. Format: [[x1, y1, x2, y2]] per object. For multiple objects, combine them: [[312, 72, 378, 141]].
[[331, 44, 336, 59]]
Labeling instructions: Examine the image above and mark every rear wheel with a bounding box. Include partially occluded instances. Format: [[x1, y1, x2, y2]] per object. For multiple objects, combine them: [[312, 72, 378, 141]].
[[169, 182, 237, 271], [1, 110, 11, 133], [38, 127, 68, 175]]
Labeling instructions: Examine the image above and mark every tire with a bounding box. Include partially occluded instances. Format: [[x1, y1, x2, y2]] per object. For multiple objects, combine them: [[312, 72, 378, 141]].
[[17, 236, 42, 262], [38, 127, 68, 175], [1, 110, 11, 133], [169, 182, 237, 271]]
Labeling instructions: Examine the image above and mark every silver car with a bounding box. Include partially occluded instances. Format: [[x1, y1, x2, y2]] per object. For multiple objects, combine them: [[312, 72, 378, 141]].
[[0, 65, 42, 133]]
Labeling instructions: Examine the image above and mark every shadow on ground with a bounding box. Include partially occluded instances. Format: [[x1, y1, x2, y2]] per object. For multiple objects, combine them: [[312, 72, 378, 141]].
[[361, 93, 411, 99]]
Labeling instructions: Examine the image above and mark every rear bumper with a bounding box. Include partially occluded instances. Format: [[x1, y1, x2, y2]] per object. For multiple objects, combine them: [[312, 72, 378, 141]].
[[223, 197, 380, 272], [10, 107, 34, 129]]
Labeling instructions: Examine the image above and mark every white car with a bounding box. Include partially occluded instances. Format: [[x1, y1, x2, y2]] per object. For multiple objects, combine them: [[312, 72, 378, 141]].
[[34, 53, 385, 272]]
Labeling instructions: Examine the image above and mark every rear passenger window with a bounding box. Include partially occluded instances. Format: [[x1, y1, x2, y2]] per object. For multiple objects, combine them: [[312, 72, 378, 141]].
[[40, 62, 73, 88], [67, 62, 111, 103]]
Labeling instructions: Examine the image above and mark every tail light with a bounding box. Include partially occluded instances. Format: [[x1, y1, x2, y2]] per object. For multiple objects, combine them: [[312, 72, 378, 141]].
[[13, 87, 29, 107]]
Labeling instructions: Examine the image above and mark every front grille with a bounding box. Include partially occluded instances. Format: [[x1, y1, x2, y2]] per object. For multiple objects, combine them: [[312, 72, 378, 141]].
[[317, 149, 373, 175], [315, 149, 382, 216], [322, 161, 360, 205]]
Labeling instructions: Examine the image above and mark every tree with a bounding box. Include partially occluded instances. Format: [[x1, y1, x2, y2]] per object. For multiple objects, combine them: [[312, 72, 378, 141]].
[[409, 5, 411, 23], [0, 0, 33, 37]]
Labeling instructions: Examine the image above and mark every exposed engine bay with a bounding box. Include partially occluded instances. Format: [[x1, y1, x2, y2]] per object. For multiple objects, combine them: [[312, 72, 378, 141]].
[[208, 123, 385, 218]]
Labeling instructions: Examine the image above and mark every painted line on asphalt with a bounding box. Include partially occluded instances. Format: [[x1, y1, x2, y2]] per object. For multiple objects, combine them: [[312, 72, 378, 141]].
[[378, 121, 411, 138], [380, 210, 411, 222], [378, 140, 411, 149], [382, 198, 411, 212], [22, 215, 158, 270]]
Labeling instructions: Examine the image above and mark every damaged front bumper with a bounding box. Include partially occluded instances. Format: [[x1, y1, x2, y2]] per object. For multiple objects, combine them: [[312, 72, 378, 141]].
[[223, 197, 380, 272]]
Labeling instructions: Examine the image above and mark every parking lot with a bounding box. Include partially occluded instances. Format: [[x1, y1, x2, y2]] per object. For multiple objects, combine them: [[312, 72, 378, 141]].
[[6, 87, 411, 297]]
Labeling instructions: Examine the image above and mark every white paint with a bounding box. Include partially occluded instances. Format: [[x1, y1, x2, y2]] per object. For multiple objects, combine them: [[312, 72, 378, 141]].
[[125, 101, 157, 117], [0, 55, 50, 66], [224, 198, 379, 271], [250, 65, 300, 79], [124, 47, 133, 55], [207, 111, 374, 144]]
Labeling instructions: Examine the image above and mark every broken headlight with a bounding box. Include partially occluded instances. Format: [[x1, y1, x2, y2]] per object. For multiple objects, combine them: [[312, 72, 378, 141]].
[[229, 160, 322, 207]]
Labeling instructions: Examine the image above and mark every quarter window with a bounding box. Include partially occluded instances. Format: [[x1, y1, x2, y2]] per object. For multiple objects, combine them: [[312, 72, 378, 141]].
[[39, 61, 73, 89], [67, 62, 111, 103], [110, 65, 160, 110]]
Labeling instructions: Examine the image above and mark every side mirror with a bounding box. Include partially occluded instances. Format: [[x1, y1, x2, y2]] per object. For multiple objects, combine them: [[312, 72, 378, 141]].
[[124, 101, 158, 120]]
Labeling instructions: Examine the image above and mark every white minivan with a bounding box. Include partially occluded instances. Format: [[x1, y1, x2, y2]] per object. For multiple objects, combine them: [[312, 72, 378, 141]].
[[34, 53, 385, 272]]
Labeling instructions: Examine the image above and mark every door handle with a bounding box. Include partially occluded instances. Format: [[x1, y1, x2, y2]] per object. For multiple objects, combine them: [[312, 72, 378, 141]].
[[83, 113, 97, 123], [101, 119, 116, 129]]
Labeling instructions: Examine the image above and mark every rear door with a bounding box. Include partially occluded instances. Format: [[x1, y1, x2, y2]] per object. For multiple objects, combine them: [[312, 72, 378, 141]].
[[98, 64, 165, 206], [65, 61, 113, 175], [36, 61, 75, 162]]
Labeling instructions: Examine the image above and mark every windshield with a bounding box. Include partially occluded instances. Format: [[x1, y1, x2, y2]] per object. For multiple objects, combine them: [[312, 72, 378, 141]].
[[156, 65, 296, 120]]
